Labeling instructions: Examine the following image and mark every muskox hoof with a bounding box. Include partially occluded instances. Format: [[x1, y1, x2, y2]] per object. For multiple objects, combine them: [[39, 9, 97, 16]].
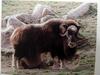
[[52, 63, 63, 70], [51, 57, 63, 70]]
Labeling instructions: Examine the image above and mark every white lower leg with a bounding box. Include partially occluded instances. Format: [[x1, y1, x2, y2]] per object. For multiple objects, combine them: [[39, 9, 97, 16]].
[[11, 53, 15, 69], [59, 60, 63, 69]]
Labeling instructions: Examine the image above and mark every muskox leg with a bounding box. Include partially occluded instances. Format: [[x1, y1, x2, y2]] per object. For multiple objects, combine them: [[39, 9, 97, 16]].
[[14, 57, 19, 69], [59, 60, 63, 69], [16, 58, 20, 69], [52, 56, 63, 69], [11, 53, 19, 69], [11, 53, 15, 69]]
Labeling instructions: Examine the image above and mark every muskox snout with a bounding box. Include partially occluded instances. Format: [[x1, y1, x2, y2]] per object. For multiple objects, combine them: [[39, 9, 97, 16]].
[[68, 42, 77, 48], [67, 35, 77, 48]]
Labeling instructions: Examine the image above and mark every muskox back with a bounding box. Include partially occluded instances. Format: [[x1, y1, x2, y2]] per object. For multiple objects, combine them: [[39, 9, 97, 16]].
[[11, 20, 63, 58]]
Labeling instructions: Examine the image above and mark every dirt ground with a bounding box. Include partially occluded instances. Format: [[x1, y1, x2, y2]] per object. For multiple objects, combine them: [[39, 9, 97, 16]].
[[1, 1, 97, 75]]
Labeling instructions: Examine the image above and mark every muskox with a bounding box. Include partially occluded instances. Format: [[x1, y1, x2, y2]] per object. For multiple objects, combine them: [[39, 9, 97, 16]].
[[10, 19, 81, 69]]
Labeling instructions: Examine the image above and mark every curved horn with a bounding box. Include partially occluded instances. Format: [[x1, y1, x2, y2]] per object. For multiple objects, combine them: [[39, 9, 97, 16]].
[[60, 24, 66, 33], [60, 31, 68, 37], [59, 24, 68, 37]]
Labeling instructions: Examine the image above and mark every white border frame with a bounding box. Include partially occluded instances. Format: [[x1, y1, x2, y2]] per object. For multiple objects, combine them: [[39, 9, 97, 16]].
[[0, 0, 99, 75], [0, 0, 2, 74], [95, 0, 100, 75]]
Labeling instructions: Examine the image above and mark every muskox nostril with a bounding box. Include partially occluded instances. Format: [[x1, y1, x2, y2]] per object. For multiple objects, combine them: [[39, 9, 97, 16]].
[[68, 42, 76, 48], [71, 42, 75, 46]]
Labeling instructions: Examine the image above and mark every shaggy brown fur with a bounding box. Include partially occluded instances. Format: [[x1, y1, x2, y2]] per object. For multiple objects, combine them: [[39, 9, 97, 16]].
[[10, 19, 81, 69]]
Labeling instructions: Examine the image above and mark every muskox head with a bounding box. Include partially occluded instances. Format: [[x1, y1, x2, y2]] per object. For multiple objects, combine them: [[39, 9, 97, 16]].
[[45, 19, 80, 48], [60, 23, 80, 48]]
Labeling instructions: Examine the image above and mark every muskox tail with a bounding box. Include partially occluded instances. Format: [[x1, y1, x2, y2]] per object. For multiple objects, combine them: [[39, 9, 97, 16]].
[[10, 27, 23, 45]]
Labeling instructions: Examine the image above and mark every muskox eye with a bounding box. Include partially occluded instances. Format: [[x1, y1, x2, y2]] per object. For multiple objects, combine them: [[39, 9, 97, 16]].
[[63, 25, 68, 29]]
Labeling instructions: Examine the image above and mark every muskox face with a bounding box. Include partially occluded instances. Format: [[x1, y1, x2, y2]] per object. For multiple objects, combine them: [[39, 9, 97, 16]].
[[66, 25, 80, 48], [59, 22, 80, 48]]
